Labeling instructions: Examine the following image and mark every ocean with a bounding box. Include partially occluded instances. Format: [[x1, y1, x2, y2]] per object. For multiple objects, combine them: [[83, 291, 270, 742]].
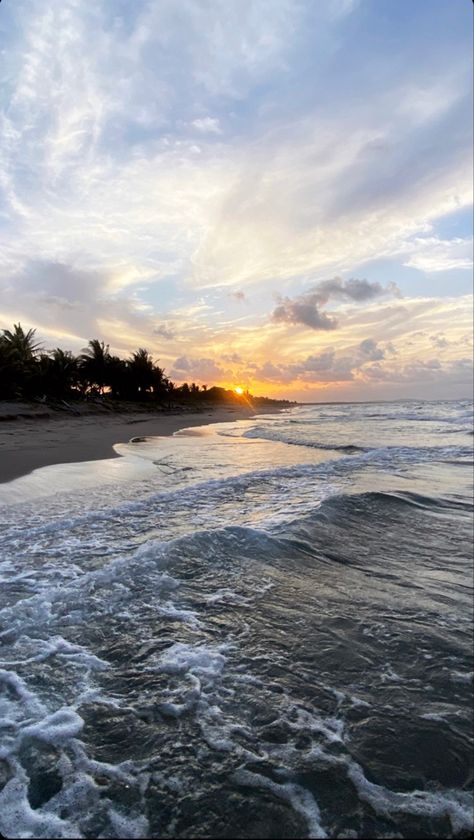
[[0, 400, 472, 839]]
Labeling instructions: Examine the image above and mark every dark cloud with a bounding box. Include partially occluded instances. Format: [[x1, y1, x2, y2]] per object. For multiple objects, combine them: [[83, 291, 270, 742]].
[[251, 361, 293, 383], [173, 356, 190, 371], [293, 350, 355, 381], [230, 291, 246, 301], [273, 296, 338, 330], [170, 356, 229, 382], [272, 277, 399, 330], [359, 338, 385, 361], [363, 357, 450, 383], [315, 277, 400, 303], [429, 333, 449, 349], [153, 323, 176, 340], [253, 349, 356, 383]]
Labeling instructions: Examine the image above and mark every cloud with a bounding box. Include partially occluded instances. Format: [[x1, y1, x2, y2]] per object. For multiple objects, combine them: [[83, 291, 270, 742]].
[[429, 333, 449, 349], [292, 350, 355, 381], [316, 277, 400, 302], [153, 323, 176, 340], [272, 277, 398, 330], [192, 76, 472, 289], [403, 236, 473, 273], [362, 357, 473, 388], [359, 338, 385, 361], [222, 352, 243, 363], [0, 259, 184, 360], [273, 296, 338, 330], [230, 290, 246, 301], [251, 346, 473, 394], [252, 349, 356, 383], [170, 355, 229, 383], [192, 117, 222, 134], [172, 356, 190, 371]]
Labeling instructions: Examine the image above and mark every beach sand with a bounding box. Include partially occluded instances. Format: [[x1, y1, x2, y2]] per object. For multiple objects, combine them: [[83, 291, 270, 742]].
[[0, 404, 274, 484]]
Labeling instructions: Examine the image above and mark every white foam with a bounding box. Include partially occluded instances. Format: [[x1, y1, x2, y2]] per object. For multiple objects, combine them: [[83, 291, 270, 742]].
[[107, 807, 149, 839], [0, 773, 81, 839], [156, 673, 202, 718], [152, 642, 227, 679], [287, 705, 345, 744], [233, 768, 327, 838], [347, 760, 474, 834], [20, 707, 84, 746], [152, 601, 201, 626], [380, 664, 401, 683], [4, 636, 109, 672], [0, 668, 46, 715], [451, 670, 473, 684]]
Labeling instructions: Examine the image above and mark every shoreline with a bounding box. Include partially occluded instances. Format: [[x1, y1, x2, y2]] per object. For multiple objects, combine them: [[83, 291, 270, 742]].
[[0, 404, 283, 484]]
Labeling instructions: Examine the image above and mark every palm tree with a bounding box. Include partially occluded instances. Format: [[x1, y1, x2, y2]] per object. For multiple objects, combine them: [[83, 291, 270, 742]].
[[0, 323, 42, 397], [106, 355, 129, 399], [0, 323, 180, 404], [1, 323, 42, 365], [151, 362, 169, 399], [42, 348, 79, 397], [79, 339, 110, 394], [128, 348, 154, 397], [0, 337, 18, 398]]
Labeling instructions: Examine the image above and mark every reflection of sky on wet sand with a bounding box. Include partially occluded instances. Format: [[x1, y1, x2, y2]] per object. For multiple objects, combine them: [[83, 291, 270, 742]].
[[0, 414, 335, 506]]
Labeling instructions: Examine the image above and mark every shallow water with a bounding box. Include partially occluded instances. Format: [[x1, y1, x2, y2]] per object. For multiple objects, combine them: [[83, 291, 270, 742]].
[[0, 400, 472, 838]]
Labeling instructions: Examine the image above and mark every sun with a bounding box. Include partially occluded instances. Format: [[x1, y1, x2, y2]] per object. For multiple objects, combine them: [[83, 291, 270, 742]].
[[234, 386, 244, 395]]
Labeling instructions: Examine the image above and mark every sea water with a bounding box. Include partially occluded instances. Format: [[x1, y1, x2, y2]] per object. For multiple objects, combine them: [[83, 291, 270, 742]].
[[0, 400, 472, 838]]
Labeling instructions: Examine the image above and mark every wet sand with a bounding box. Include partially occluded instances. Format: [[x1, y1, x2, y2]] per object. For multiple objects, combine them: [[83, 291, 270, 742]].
[[0, 405, 274, 484]]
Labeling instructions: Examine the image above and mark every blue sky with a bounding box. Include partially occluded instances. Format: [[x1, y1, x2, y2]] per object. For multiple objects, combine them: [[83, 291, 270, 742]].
[[0, 0, 472, 399]]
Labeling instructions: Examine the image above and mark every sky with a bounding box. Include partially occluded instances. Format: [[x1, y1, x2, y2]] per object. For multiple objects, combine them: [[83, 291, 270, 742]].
[[0, 0, 472, 401]]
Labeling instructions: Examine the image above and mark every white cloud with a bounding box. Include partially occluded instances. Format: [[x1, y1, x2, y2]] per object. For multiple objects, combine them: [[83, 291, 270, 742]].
[[192, 117, 222, 134], [192, 101, 472, 288], [403, 236, 473, 273]]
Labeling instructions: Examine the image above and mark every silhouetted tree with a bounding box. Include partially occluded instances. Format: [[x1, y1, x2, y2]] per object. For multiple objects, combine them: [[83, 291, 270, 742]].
[[151, 364, 169, 399], [1, 324, 42, 364], [0, 324, 42, 397], [128, 348, 154, 397], [0, 337, 19, 398], [37, 349, 79, 398], [0, 320, 294, 409], [178, 382, 190, 397], [79, 339, 110, 394], [106, 355, 129, 399]]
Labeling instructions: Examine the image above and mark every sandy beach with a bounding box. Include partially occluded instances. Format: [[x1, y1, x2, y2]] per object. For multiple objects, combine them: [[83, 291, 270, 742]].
[[0, 404, 275, 484]]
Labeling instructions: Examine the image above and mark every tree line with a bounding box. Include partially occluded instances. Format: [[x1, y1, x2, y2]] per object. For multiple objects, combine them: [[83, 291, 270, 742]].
[[0, 323, 192, 403], [0, 323, 295, 407]]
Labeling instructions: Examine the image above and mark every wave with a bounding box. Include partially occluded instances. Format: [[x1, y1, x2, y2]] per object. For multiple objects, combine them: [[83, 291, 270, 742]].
[[321, 488, 472, 513], [3, 487, 468, 632], [243, 423, 472, 460], [1, 439, 471, 547], [242, 426, 367, 452]]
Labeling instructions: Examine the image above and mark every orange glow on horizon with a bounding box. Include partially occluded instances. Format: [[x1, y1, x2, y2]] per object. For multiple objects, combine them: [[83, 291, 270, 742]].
[[234, 386, 244, 395]]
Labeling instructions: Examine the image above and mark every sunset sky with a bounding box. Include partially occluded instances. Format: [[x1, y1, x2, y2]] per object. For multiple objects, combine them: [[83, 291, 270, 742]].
[[0, 0, 472, 400]]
